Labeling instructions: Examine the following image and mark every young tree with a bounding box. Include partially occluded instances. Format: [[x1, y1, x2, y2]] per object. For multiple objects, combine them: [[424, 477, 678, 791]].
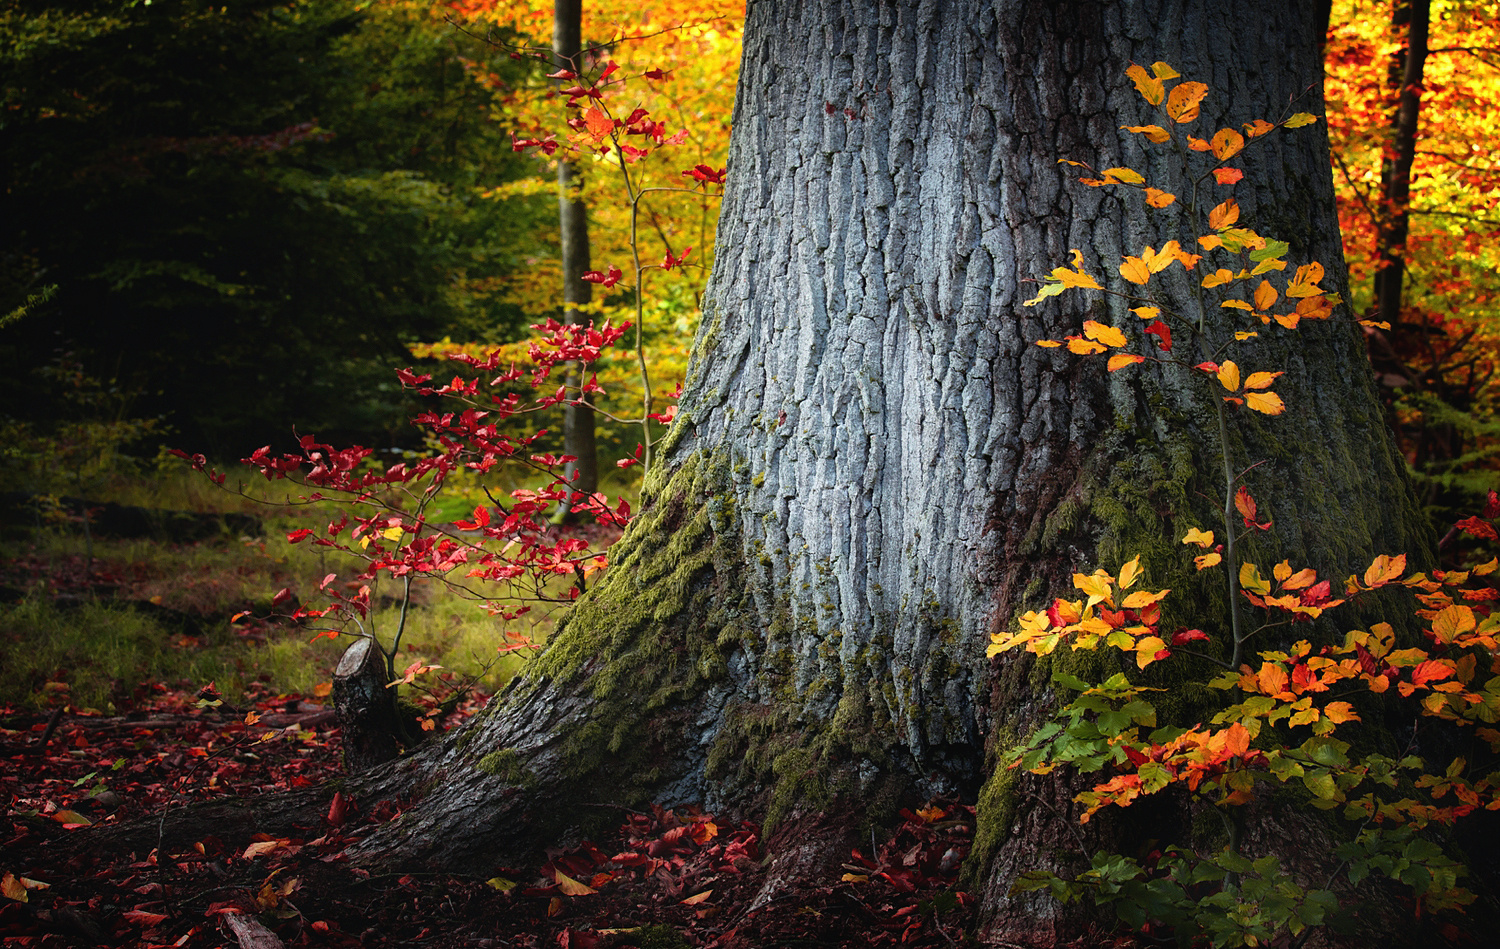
[[207, 0, 1445, 942]]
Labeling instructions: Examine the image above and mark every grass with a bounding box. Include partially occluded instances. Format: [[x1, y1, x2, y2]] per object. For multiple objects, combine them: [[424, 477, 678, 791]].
[[0, 455, 608, 713]]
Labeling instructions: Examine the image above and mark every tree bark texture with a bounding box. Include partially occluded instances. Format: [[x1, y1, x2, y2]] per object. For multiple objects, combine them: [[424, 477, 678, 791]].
[[339, 2, 1431, 944]]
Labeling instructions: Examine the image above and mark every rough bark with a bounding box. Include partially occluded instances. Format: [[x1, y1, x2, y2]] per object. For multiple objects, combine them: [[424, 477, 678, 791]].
[[332, 1, 1432, 944]]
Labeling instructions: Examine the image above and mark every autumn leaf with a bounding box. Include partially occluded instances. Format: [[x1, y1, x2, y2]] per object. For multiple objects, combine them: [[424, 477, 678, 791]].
[[1107, 353, 1146, 371], [554, 869, 598, 896], [1212, 167, 1244, 185], [1252, 279, 1278, 311], [1066, 337, 1108, 355], [1144, 188, 1176, 207], [1117, 556, 1143, 590], [1082, 320, 1127, 347], [1102, 167, 1146, 185], [1362, 553, 1407, 588], [1126, 63, 1165, 105], [1, 873, 27, 903], [1243, 118, 1274, 138], [1121, 124, 1171, 142], [1431, 604, 1477, 643], [1286, 262, 1326, 298], [1284, 112, 1320, 128], [1210, 128, 1245, 159], [1131, 305, 1160, 320], [1244, 370, 1282, 390], [1202, 268, 1234, 288], [580, 105, 613, 145], [1240, 561, 1272, 595], [1244, 390, 1285, 415], [1209, 198, 1240, 230], [1182, 527, 1215, 547], [1216, 360, 1241, 392], [1135, 635, 1169, 669], [1165, 81, 1209, 123], [1235, 485, 1272, 530], [1120, 256, 1152, 285], [1144, 320, 1172, 352]]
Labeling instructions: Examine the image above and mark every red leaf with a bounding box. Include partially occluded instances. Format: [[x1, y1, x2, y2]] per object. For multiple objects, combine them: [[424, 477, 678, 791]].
[[1212, 167, 1244, 185], [1171, 629, 1209, 645], [1456, 516, 1499, 541], [1144, 319, 1173, 352]]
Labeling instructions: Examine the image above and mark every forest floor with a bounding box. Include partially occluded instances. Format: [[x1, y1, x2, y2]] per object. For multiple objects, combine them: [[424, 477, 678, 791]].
[[0, 504, 979, 948], [1, 687, 978, 949]]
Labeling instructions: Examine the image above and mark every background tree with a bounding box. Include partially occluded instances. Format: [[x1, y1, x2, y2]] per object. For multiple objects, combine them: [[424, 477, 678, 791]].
[[299, 1, 1442, 944], [1326, 0, 1500, 525], [0, 0, 547, 456]]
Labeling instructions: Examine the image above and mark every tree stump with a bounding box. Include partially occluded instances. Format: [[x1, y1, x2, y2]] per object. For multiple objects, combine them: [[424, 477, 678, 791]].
[[332, 637, 402, 772]]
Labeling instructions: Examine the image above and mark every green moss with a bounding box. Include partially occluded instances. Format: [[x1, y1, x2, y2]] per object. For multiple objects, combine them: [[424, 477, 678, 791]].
[[625, 924, 691, 949], [475, 747, 536, 788], [964, 743, 1019, 889]]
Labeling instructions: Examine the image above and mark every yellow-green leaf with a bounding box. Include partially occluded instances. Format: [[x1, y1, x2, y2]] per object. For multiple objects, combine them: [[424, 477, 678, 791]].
[[1284, 112, 1320, 128]]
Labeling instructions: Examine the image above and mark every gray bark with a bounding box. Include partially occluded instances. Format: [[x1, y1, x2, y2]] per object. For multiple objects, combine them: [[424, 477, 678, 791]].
[[339, 1, 1431, 944]]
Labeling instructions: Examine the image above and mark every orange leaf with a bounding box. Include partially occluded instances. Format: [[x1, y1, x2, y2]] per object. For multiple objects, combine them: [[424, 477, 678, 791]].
[[1131, 305, 1161, 321], [1121, 124, 1171, 142], [1118, 556, 1143, 590], [1222, 722, 1251, 758], [1195, 552, 1223, 570], [1212, 167, 1244, 185], [1209, 198, 1240, 230], [1410, 659, 1455, 689], [1035, 339, 1063, 348], [1243, 119, 1275, 138], [1165, 81, 1209, 123], [1257, 663, 1291, 698], [1144, 188, 1176, 208], [1216, 360, 1241, 392], [1243, 370, 1281, 390], [1210, 128, 1245, 159], [1363, 554, 1407, 588], [1107, 353, 1146, 372], [1252, 279, 1278, 312], [1120, 256, 1151, 285], [1126, 63, 1165, 105], [1324, 701, 1359, 724], [682, 890, 713, 905], [581, 105, 613, 144], [1083, 320, 1127, 347], [1286, 262, 1326, 298], [1202, 268, 1234, 288], [1065, 338, 1107, 355]]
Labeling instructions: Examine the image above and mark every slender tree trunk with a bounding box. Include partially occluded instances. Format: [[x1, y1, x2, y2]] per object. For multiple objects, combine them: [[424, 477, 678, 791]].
[[337, 2, 1430, 943], [1374, 0, 1430, 331], [556, 0, 598, 508]]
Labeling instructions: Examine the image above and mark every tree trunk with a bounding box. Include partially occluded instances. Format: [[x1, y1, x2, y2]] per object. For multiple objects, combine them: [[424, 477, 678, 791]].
[[556, 0, 599, 509], [338, 1, 1431, 944]]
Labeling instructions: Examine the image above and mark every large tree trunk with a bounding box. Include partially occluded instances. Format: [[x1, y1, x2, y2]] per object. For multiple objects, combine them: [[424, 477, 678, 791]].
[[340, 1, 1430, 943]]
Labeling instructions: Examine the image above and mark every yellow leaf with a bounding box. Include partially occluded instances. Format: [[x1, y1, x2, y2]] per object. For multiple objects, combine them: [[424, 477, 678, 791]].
[[1273, 560, 1292, 583], [1287, 262, 1326, 298], [554, 869, 598, 896], [1210, 128, 1245, 159], [1324, 701, 1360, 724], [1127, 63, 1165, 105], [1253, 279, 1278, 312], [2, 872, 28, 903], [1209, 198, 1240, 230], [1118, 556, 1143, 590], [1432, 605, 1477, 643], [681, 890, 713, 905], [1064, 338, 1106, 357], [1239, 561, 1271, 595], [1107, 353, 1146, 372], [1131, 306, 1161, 320], [1195, 552, 1223, 570], [1074, 570, 1115, 606], [1144, 188, 1176, 207], [487, 877, 518, 892], [1244, 390, 1285, 415], [1122, 589, 1170, 610], [1243, 119, 1275, 138], [1216, 360, 1241, 392], [1165, 81, 1209, 123], [1284, 112, 1319, 128], [1243, 370, 1282, 390], [1234, 331, 1259, 341], [1103, 167, 1146, 185], [1035, 339, 1063, 348], [1083, 320, 1127, 347], [1182, 527, 1215, 547], [1120, 256, 1151, 285], [1202, 268, 1234, 288], [1151, 61, 1181, 80], [1121, 124, 1170, 142], [1135, 635, 1169, 669]]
